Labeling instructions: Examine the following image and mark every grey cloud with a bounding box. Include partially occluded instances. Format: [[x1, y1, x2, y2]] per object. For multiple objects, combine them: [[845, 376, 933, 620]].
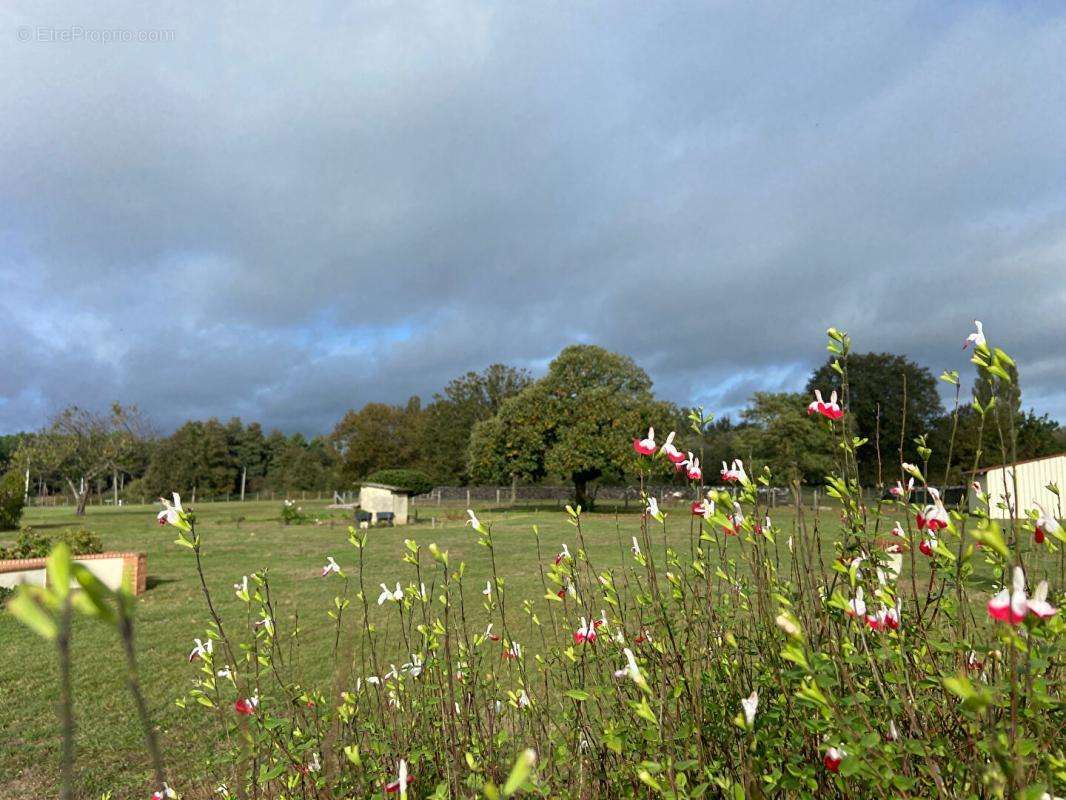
[[2, 1, 1064, 434]]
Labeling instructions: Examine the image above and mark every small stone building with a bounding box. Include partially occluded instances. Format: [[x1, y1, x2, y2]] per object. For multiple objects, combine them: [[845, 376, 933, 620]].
[[358, 482, 414, 525]]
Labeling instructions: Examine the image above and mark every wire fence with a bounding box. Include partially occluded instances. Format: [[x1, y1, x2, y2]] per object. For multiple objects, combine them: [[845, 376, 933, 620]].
[[27, 484, 967, 511]]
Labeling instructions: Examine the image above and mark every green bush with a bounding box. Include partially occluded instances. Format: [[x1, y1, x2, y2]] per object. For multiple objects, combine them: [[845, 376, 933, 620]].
[[59, 527, 103, 555], [0, 526, 103, 559], [0, 527, 51, 559], [364, 468, 434, 496], [0, 469, 25, 531]]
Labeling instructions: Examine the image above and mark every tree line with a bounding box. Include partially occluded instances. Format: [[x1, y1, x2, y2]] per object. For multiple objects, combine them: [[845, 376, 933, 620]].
[[1, 347, 1061, 514]]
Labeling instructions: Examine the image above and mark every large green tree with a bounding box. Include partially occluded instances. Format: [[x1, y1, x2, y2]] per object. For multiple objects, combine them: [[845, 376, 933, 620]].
[[420, 364, 531, 484], [806, 352, 943, 486], [264, 433, 338, 492], [143, 419, 235, 499], [330, 398, 423, 484], [468, 345, 672, 507]]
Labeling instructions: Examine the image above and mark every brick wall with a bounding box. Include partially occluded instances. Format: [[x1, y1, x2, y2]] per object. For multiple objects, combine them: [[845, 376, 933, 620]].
[[0, 551, 147, 595]]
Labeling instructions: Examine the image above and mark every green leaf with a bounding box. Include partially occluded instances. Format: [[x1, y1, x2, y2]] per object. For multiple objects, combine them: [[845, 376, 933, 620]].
[[633, 698, 659, 726], [971, 519, 1009, 561], [71, 564, 117, 625], [46, 543, 72, 600], [8, 590, 58, 640], [502, 749, 536, 796], [565, 689, 591, 701]]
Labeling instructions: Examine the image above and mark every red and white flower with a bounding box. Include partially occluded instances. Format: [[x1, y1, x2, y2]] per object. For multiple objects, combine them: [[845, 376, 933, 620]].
[[1034, 503, 1060, 545], [865, 604, 901, 632], [807, 390, 844, 421], [890, 522, 905, 538], [918, 534, 937, 557], [685, 456, 702, 482], [150, 783, 177, 800], [320, 556, 341, 577], [722, 502, 744, 536], [385, 759, 412, 795], [660, 431, 686, 465], [633, 427, 657, 456], [573, 617, 597, 645], [720, 459, 747, 484], [890, 478, 913, 498], [554, 544, 571, 565], [234, 695, 259, 716], [691, 499, 714, 519], [916, 488, 949, 532], [986, 566, 1058, 624], [823, 746, 845, 772]]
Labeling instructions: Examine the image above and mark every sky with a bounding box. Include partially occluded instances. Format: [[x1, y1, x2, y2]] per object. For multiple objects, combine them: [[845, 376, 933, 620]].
[[2, 1, 1065, 436]]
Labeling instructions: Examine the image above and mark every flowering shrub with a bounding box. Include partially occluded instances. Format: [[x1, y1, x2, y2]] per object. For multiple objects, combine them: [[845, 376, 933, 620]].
[[7, 323, 1066, 799], [280, 499, 310, 525]]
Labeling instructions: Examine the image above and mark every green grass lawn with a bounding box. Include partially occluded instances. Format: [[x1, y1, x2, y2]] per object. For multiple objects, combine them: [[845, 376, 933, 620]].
[[0, 498, 1051, 798]]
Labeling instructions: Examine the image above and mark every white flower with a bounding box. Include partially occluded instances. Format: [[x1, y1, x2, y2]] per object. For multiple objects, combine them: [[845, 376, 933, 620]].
[[482, 580, 492, 598], [321, 556, 341, 577], [846, 587, 867, 618], [613, 647, 647, 689], [157, 493, 190, 531], [216, 666, 232, 679], [403, 654, 424, 678], [631, 536, 642, 556], [188, 638, 213, 662], [646, 497, 662, 520], [377, 582, 404, 605], [741, 690, 759, 728], [775, 612, 802, 638]]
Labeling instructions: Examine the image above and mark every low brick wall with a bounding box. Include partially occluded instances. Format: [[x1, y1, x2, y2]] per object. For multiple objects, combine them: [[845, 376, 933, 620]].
[[0, 552, 147, 595]]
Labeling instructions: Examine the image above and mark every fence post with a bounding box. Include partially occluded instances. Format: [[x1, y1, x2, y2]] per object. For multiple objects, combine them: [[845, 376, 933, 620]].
[[496, 488, 501, 505], [466, 488, 471, 507]]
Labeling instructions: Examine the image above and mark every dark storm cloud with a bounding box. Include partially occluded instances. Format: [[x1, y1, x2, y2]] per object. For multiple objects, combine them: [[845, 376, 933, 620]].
[[2, 1, 1065, 434]]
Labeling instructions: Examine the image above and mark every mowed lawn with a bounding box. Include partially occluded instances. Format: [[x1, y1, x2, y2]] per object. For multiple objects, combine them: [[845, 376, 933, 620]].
[[0, 498, 1047, 799]]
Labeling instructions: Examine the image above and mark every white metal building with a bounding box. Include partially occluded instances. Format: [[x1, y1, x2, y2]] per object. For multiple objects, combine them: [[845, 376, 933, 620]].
[[969, 453, 1066, 519]]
